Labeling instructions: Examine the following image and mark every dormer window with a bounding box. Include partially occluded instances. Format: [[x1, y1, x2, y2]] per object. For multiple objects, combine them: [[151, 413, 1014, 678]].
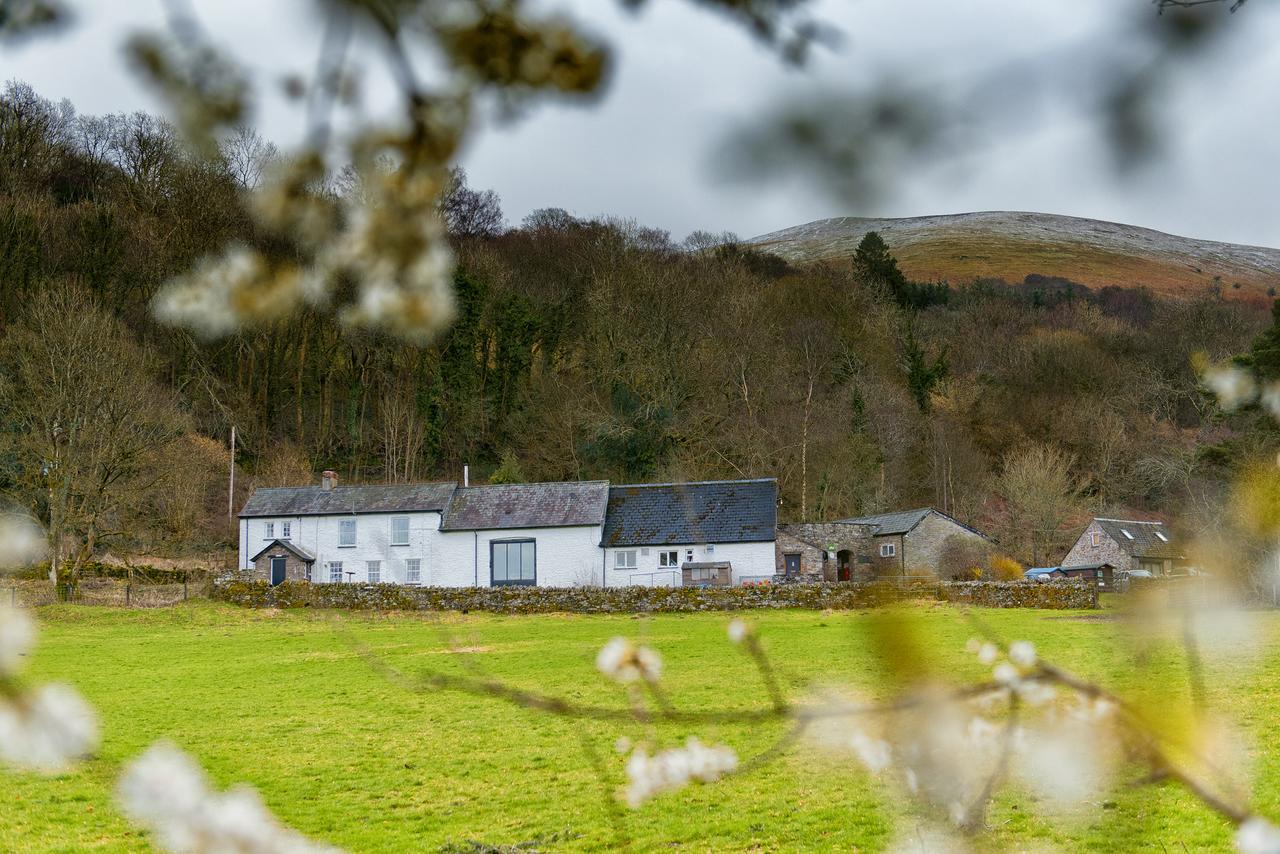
[[1155, 531, 1169, 542], [1121, 529, 1135, 540]]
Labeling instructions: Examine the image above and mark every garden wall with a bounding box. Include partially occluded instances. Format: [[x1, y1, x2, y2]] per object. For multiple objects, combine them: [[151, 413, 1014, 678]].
[[212, 577, 1097, 613]]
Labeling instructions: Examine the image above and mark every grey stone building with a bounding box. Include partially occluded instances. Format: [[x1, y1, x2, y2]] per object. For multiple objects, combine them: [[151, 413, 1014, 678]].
[[836, 508, 993, 578], [776, 522, 876, 582], [1060, 518, 1189, 576]]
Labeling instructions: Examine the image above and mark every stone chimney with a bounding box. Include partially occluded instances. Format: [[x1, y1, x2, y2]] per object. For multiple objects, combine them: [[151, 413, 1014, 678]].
[[321, 470, 338, 491]]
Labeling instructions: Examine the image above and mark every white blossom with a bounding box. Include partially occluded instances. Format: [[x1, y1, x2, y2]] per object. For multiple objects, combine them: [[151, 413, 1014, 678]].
[[1203, 364, 1257, 412], [119, 741, 341, 853], [596, 637, 662, 683], [1262, 384, 1280, 421], [0, 605, 35, 676], [976, 642, 998, 666], [849, 730, 893, 773], [992, 662, 1020, 686], [1236, 817, 1280, 854], [153, 246, 306, 338], [727, 619, 748, 644], [0, 512, 46, 570], [623, 737, 738, 807], [1008, 641, 1036, 669], [0, 683, 99, 772]]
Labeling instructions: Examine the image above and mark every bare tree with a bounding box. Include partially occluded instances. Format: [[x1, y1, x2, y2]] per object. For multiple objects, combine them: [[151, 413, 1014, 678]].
[[0, 283, 188, 585], [439, 166, 505, 239], [993, 444, 1088, 566], [220, 125, 277, 190]]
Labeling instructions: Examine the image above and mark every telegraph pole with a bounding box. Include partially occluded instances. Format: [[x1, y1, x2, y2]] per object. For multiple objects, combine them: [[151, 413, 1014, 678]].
[[228, 425, 236, 524]]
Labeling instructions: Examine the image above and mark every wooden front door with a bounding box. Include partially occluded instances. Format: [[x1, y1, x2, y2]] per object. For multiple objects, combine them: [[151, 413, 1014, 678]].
[[784, 554, 801, 578], [269, 556, 287, 586]]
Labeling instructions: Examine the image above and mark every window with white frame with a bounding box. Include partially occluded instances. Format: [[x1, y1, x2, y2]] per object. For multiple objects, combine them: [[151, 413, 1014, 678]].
[[329, 561, 343, 583], [880, 543, 897, 558], [1090, 532, 1099, 546], [367, 560, 380, 584], [685, 548, 695, 563], [406, 558, 421, 585], [391, 516, 410, 546], [659, 550, 679, 568], [264, 522, 274, 539], [281, 521, 291, 539], [615, 550, 637, 569], [339, 519, 356, 547]]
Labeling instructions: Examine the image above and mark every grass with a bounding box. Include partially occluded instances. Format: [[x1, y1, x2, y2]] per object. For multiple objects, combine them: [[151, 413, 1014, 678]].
[[2, 600, 1277, 851]]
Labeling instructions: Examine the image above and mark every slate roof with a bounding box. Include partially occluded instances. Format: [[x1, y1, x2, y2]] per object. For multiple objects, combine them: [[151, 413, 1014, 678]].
[[1093, 519, 1183, 559], [601, 479, 777, 547], [838, 507, 933, 535], [239, 482, 457, 518], [249, 539, 316, 563], [440, 481, 609, 531], [837, 507, 990, 540]]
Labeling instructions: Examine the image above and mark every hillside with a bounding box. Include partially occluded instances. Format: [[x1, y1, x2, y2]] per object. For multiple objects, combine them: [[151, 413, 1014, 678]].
[[749, 211, 1280, 298]]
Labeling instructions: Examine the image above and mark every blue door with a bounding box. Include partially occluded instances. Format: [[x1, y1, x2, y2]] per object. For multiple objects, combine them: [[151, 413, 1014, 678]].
[[270, 556, 287, 586]]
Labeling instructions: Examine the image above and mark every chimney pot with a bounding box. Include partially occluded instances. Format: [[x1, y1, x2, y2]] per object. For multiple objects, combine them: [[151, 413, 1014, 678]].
[[321, 470, 338, 491]]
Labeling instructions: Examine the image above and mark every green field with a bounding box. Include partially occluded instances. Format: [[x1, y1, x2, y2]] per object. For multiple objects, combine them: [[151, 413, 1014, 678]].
[[2, 601, 1276, 852]]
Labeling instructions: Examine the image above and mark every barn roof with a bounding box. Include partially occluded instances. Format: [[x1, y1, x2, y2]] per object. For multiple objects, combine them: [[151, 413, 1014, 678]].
[[839, 507, 934, 535], [601, 479, 777, 547], [239, 482, 457, 518], [1093, 519, 1183, 559], [440, 481, 609, 531]]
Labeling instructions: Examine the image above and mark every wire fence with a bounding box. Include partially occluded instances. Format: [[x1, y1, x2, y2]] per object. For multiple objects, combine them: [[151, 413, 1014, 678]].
[[5, 575, 211, 608]]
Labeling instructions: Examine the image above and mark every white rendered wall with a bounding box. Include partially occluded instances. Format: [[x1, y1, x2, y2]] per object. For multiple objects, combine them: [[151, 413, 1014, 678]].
[[434, 525, 605, 588], [603, 540, 777, 587], [239, 512, 442, 584]]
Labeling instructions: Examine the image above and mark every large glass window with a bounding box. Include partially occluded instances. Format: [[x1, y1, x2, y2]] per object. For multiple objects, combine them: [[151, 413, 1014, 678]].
[[339, 519, 356, 547], [329, 561, 343, 583], [659, 550, 679, 568], [615, 550, 637, 569], [406, 558, 421, 585], [367, 560, 381, 584], [391, 517, 410, 546], [491, 540, 536, 586]]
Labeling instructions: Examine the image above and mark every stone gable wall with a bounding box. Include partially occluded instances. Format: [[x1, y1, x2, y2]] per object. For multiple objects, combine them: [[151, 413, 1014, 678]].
[[775, 523, 876, 581], [1060, 521, 1133, 572]]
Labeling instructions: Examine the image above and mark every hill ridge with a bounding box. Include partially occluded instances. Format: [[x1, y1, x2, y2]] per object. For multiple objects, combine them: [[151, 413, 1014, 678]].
[[748, 211, 1280, 297]]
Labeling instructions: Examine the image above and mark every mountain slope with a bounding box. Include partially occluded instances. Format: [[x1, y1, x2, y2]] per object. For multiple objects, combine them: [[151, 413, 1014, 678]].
[[748, 211, 1280, 298]]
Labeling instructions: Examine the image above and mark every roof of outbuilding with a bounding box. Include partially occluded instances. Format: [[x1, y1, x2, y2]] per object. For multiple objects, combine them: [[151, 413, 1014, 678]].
[[837, 507, 991, 540], [249, 539, 316, 563], [238, 482, 457, 518], [601, 479, 778, 547], [1092, 519, 1183, 559], [839, 507, 932, 535], [440, 481, 610, 531]]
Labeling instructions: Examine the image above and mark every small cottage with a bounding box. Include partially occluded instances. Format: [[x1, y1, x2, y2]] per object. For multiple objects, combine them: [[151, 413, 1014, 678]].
[[1060, 518, 1189, 577], [834, 507, 992, 577]]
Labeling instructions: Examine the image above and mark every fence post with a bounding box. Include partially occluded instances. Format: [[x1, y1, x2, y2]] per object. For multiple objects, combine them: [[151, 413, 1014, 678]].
[[184, 572, 189, 602], [126, 583, 131, 607]]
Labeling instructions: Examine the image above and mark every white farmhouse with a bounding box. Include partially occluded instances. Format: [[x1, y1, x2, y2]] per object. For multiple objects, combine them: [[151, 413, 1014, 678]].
[[238, 473, 777, 589], [599, 479, 778, 587]]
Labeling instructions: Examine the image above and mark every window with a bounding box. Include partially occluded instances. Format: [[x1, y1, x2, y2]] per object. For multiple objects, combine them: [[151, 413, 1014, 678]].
[[491, 540, 535, 586], [329, 561, 343, 583], [339, 519, 356, 547], [659, 550, 679, 568], [391, 516, 410, 546], [685, 549, 695, 564], [1090, 532, 1099, 547], [406, 558, 421, 585], [880, 543, 896, 558], [264, 522, 274, 539], [615, 550, 637, 569], [281, 521, 291, 540], [1121, 529, 1135, 540], [1155, 531, 1169, 542], [367, 561, 381, 584]]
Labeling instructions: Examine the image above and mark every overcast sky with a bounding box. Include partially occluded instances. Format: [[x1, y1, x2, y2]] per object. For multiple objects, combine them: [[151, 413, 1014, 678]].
[[7, 0, 1280, 246]]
